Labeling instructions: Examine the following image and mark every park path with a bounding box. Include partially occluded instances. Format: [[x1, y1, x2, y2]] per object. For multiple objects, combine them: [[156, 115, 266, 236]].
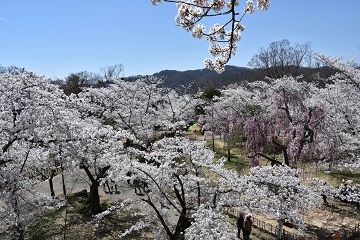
[[32, 168, 142, 204]]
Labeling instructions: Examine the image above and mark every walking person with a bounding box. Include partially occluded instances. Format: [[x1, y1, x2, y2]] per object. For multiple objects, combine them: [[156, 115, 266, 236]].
[[236, 212, 245, 239], [133, 177, 142, 195], [243, 213, 253, 240]]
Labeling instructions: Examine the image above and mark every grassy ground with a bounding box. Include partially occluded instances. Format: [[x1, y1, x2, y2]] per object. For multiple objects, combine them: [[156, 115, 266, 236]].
[[204, 137, 276, 175]]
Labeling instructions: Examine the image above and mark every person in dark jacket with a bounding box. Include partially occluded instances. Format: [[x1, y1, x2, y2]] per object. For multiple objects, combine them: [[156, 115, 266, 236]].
[[236, 212, 245, 239], [243, 213, 253, 240]]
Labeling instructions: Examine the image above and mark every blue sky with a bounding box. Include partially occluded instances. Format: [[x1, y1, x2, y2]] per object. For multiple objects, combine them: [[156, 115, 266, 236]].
[[1, 1, 359, 79]]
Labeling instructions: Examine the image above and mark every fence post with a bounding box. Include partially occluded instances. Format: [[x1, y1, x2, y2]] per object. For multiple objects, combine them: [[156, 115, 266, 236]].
[[283, 229, 286, 240]]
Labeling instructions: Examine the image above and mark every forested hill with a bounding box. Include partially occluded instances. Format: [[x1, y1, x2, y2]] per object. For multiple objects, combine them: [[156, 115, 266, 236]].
[[152, 65, 255, 90], [126, 65, 336, 91]]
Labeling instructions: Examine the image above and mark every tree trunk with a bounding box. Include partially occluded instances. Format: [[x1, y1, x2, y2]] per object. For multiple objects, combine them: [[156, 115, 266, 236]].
[[277, 219, 284, 240], [227, 142, 231, 162], [82, 165, 104, 215], [63, 202, 68, 240], [49, 170, 56, 197], [86, 181, 102, 215], [16, 224, 24, 240], [282, 147, 290, 166], [61, 166, 67, 196], [272, 138, 289, 166], [212, 135, 215, 152], [12, 194, 24, 240], [172, 211, 191, 240]]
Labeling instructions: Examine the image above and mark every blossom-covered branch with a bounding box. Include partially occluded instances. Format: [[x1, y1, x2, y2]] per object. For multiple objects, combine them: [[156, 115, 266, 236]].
[[150, 0, 270, 73]]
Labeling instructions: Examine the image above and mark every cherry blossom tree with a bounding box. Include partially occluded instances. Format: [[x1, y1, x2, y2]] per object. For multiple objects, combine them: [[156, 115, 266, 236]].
[[0, 70, 72, 238], [76, 77, 201, 147], [62, 124, 133, 215], [197, 55, 360, 238], [241, 77, 327, 167], [0, 69, 133, 236], [200, 53, 358, 171], [73, 77, 164, 146], [200, 86, 254, 160], [314, 54, 360, 169], [109, 137, 246, 239], [150, 0, 270, 73], [159, 87, 202, 130], [205, 54, 360, 171], [332, 154, 360, 172], [111, 139, 322, 239], [311, 178, 360, 205], [200, 79, 324, 167], [244, 165, 321, 239], [65, 76, 202, 214], [184, 205, 234, 239]]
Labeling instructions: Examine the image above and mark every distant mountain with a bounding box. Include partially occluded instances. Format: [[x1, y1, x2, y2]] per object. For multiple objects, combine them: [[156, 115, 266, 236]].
[[125, 65, 337, 92], [152, 65, 255, 90]]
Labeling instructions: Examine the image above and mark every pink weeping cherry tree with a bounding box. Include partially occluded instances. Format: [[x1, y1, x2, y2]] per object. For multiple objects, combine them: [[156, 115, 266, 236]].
[[242, 77, 326, 168]]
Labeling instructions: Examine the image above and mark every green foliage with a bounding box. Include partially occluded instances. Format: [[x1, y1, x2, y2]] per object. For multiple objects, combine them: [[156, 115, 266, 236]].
[[194, 105, 205, 115], [200, 87, 221, 101]]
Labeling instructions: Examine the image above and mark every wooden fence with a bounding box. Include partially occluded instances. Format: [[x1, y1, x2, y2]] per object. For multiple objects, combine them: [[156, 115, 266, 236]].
[[224, 205, 360, 240], [252, 216, 296, 240]]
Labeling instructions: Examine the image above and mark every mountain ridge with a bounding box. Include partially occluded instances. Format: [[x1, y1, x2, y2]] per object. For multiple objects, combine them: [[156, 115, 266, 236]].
[[151, 65, 255, 90], [125, 65, 337, 91]]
